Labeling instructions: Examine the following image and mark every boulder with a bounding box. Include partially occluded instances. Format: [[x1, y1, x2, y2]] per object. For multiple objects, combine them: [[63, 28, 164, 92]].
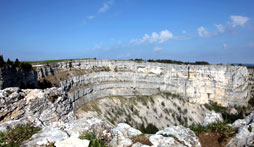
[[54, 137, 90, 147], [63, 117, 113, 138], [109, 131, 133, 147], [150, 125, 201, 147], [109, 123, 142, 147], [112, 123, 142, 138], [202, 111, 223, 126], [22, 126, 69, 146]]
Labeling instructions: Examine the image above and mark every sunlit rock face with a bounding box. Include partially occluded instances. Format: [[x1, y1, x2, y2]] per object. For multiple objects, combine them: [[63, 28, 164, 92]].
[[35, 59, 250, 108]]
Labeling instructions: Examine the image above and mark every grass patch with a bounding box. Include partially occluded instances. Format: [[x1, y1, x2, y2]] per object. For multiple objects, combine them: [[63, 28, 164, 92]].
[[189, 122, 236, 143], [79, 132, 106, 147], [0, 124, 41, 147]]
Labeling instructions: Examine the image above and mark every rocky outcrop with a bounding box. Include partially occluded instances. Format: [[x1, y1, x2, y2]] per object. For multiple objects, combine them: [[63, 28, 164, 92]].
[[149, 125, 201, 147], [0, 117, 201, 147], [0, 60, 252, 109], [227, 112, 254, 147], [0, 87, 74, 124]]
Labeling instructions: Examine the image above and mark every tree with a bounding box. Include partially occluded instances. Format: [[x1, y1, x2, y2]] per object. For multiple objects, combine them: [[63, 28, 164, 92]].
[[0, 55, 4, 67], [14, 58, 20, 67], [7, 58, 13, 66]]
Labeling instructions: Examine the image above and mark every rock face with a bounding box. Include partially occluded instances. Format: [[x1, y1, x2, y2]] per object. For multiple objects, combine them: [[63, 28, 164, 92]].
[[1, 60, 251, 108], [0, 87, 74, 124], [227, 112, 254, 147], [0, 66, 39, 89]]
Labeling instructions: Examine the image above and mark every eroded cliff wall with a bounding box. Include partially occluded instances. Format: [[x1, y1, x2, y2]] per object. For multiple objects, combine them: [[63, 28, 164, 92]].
[[33, 60, 250, 109]]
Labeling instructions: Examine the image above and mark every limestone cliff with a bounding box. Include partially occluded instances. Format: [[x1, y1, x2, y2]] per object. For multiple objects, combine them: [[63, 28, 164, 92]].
[[34, 59, 250, 108]]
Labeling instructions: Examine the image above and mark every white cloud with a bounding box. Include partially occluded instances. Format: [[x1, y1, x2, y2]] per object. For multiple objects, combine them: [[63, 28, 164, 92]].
[[154, 47, 162, 52], [215, 24, 225, 33], [150, 32, 159, 43], [98, 0, 114, 13], [160, 30, 173, 43], [230, 16, 249, 27], [197, 26, 213, 38], [223, 43, 228, 49], [132, 29, 173, 44], [87, 16, 95, 19]]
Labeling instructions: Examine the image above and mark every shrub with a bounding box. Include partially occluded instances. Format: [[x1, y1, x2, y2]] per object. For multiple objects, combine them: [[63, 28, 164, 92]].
[[204, 101, 226, 113], [189, 122, 236, 143], [20, 62, 33, 71], [161, 101, 165, 107], [79, 132, 106, 147], [139, 123, 159, 134], [0, 124, 41, 147]]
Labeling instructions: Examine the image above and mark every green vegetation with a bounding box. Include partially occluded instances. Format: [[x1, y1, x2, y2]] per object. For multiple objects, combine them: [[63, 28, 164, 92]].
[[0, 55, 32, 71], [248, 95, 254, 107], [5, 90, 13, 95], [204, 101, 245, 123], [26, 58, 96, 65], [79, 132, 106, 147], [248, 126, 252, 132], [129, 58, 210, 65], [139, 123, 159, 134], [189, 122, 236, 143], [0, 124, 41, 147], [132, 134, 153, 146], [204, 101, 227, 113]]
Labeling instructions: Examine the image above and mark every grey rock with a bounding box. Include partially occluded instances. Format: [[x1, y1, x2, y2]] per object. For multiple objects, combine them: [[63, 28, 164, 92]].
[[109, 131, 133, 147], [0, 119, 28, 133], [150, 125, 201, 147], [227, 112, 254, 147], [202, 111, 223, 126], [54, 137, 90, 147], [22, 126, 69, 146], [132, 142, 151, 147], [112, 123, 142, 138], [63, 117, 113, 138]]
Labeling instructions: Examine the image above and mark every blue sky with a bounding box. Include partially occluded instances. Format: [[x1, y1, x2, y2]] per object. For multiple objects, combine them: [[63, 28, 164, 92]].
[[0, 0, 254, 63]]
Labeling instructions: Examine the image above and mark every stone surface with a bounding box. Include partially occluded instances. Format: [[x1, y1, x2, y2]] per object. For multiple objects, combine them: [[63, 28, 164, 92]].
[[132, 142, 151, 147], [109, 123, 142, 147], [112, 123, 142, 138], [0, 119, 28, 133], [150, 125, 201, 147], [63, 117, 113, 138], [109, 131, 133, 147], [54, 137, 90, 147], [227, 112, 254, 147], [23, 126, 69, 146], [202, 111, 224, 126]]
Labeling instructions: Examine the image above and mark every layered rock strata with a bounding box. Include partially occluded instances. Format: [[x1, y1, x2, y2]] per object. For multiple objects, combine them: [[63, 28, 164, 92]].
[[34, 60, 250, 108]]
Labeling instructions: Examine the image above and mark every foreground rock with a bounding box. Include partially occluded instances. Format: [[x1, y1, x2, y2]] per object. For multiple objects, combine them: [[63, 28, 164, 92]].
[[0, 87, 75, 125], [55, 137, 90, 147], [227, 112, 254, 147], [109, 123, 142, 147], [150, 125, 201, 147]]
